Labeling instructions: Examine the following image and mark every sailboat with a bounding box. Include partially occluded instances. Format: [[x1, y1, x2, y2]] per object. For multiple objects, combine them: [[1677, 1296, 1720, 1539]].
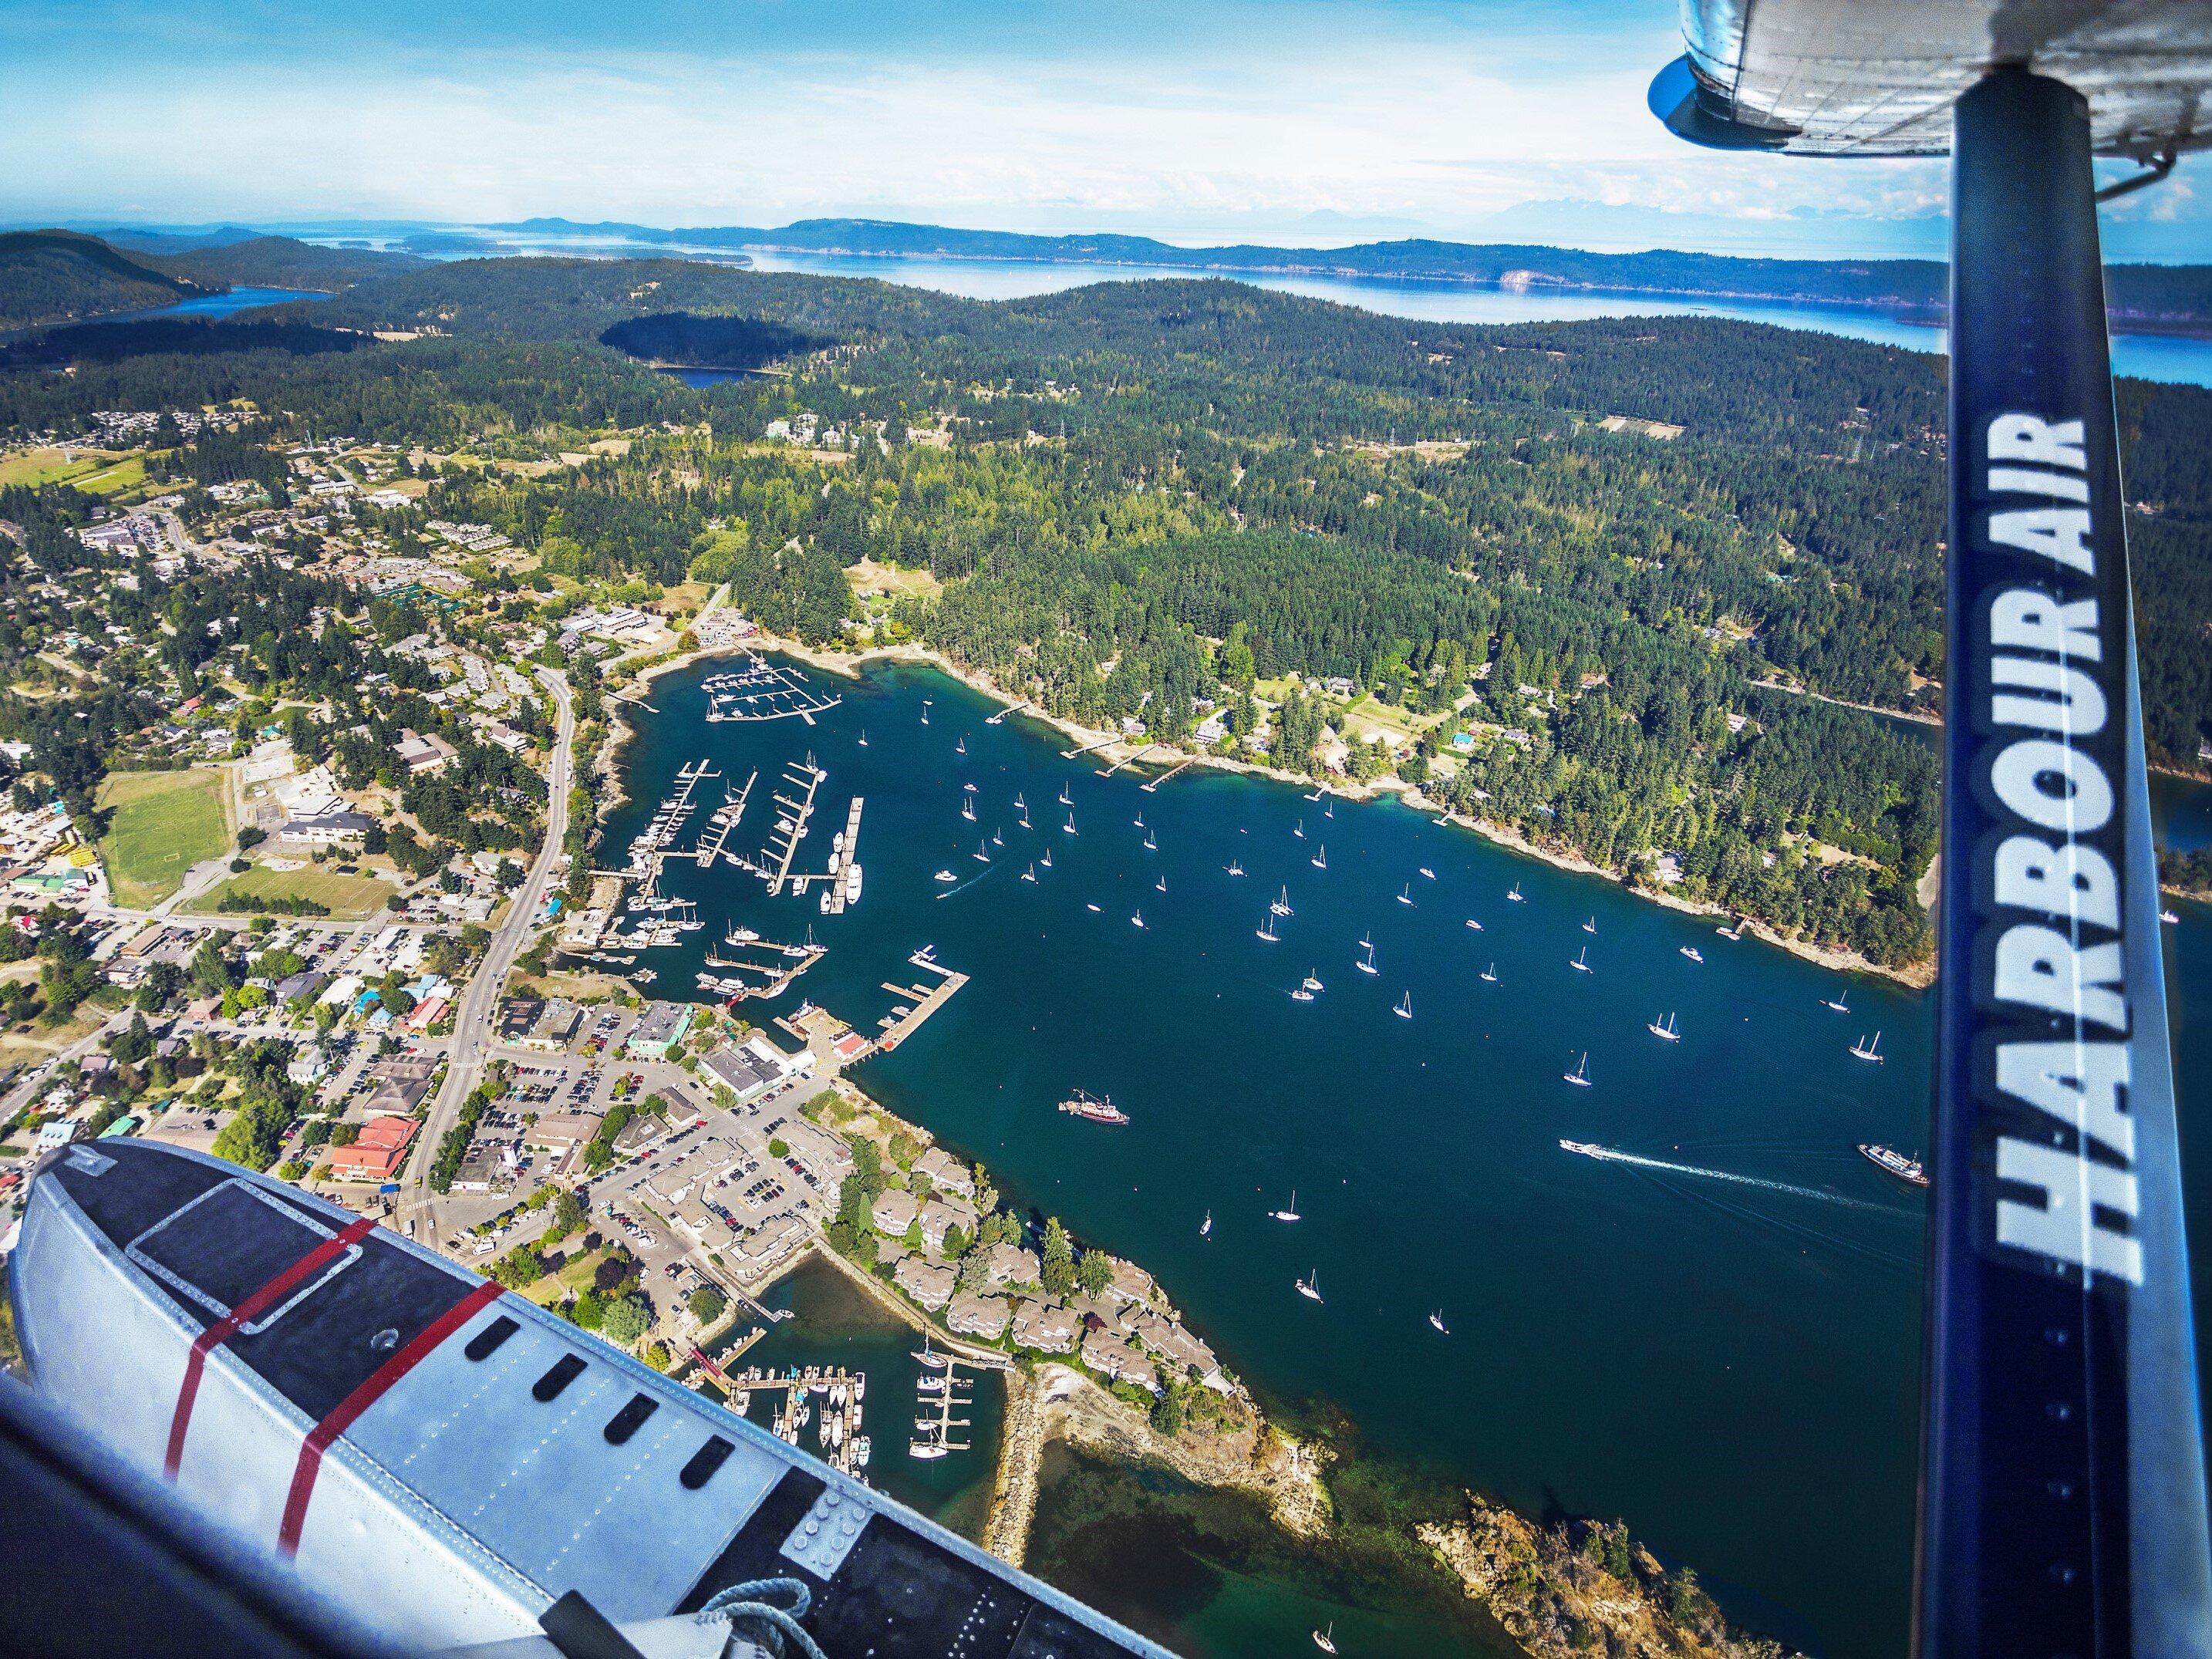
[[1428, 1310, 1448, 1334], [1396, 884, 1413, 905], [1325, 801, 1334, 819], [1294, 820, 1306, 839], [1201, 1210, 1213, 1238], [1311, 844, 1327, 869], [1296, 1270, 1323, 1303], [956, 736, 966, 755], [1134, 811, 1145, 828], [992, 828, 1004, 846], [1394, 991, 1413, 1020], [1570, 945, 1592, 973], [1647, 1011, 1681, 1041], [1271, 886, 1294, 917], [1064, 814, 1077, 835], [1040, 848, 1053, 868], [1357, 939, 1378, 975], [1507, 885, 1524, 902], [1144, 831, 1158, 851], [858, 729, 868, 747], [1256, 912, 1280, 942], [1480, 962, 1498, 983], [1314, 1625, 1338, 1655], [922, 702, 932, 725], [1014, 793, 1026, 812], [1271, 1192, 1301, 1221], [1823, 990, 1850, 1013], [1060, 784, 1072, 806], [1020, 864, 1037, 883], [1583, 915, 1597, 934], [1851, 1030, 1885, 1063], [974, 840, 991, 862], [1155, 875, 1167, 892], [1564, 1053, 1592, 1087], [1302, 971, 1324, 993], [1131, 909, 1146, 929], [962, 797, 976, 821], [1226, 859, 1245, 876]]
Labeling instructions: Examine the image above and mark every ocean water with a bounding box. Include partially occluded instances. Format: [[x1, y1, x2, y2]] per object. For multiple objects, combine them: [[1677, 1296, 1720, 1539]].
[[601, 655, 2212, 1657]]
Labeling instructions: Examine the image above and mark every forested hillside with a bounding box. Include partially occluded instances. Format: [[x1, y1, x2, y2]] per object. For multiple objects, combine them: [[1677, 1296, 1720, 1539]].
[[148, 234, 423, 292], [3, 257, 2207, 964], [0, 229, 206, 331]]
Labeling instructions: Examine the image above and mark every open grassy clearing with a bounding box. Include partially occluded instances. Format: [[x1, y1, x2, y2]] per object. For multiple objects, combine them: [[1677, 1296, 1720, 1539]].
[[96, 768, 232, 908], [181, 861, 398, 920]]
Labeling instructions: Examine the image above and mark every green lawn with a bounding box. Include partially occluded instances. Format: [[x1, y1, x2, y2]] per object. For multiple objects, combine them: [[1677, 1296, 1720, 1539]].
[[0, 448, 145, 496], [96, 769, 232, 909], [182, 862, 400, 921]]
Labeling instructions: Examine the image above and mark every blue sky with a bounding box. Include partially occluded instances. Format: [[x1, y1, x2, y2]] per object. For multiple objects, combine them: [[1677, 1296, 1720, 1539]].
[[2, 0, 2204, 257]]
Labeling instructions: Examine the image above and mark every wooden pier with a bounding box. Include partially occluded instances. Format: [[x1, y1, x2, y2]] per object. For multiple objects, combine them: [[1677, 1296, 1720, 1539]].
[[764, 757, 824, 896], [1141, 754, 1199, 791], [689, 768, 756, 866], [783, 794, 865, 913], [872, 950, 969, 1054], [985, 700, 1032, 726], [1097, 742, 1159, 777], [1060, 734, 1118, 760]]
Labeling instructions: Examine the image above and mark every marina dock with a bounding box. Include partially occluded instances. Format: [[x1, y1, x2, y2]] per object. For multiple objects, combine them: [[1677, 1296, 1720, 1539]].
[[783, 794, 865, 913], [686, 1355, 874, 1477], [702, 654, 845, 724], [764, 757, 824, 896], [873, 949, 969, 1054], [688, 768, 756, 866]]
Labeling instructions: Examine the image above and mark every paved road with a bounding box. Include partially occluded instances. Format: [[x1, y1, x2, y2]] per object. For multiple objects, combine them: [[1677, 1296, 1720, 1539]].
[[400, 669, 575, 1240]]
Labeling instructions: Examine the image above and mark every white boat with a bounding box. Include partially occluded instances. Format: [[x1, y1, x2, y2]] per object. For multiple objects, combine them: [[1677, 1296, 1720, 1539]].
[[1294, 821, 1306, 838], [1420, 867, 1435, 879], [1271, 886, 1294, 917], [1564, 1053, 1592, 1087], [1131, 911, 1145, 929], [1851, 1030, 1885, 1063], [956, 737, 966, 754], [963, 782, 977, 793], [1296, 1271, 1323, 1303], [1302, 972, 1323, 992], [962, 799, 976, 821], [1312, 845, 1327, 869], [1570, 945, 1592, 973], [1144, 832, 1157, 850], [1823, 992, 1850, 1013], [1394, 991, 1413, 1020], [1508, 885, 1524, 902], [1134, 811, 1145, 828], [1396, 884, 1413, 905], [1583, 915, 1596, 933], [1064, 815, 1077, 835], [1648, 1011, 1681, 1042], [1087, 902, 1102, 912], [1040, 848, 1053, 867], [1290, 987, 1314, 1002], [1226, 860, 1245, 875], [973, 841, 990, 862], [1680, 946, 1703, 963], [1314, 1625, 1338, 1655], [858, 730, 868, 747], [2163, 909, 2182, 925], [1201, 1211, 1212, 1237], [1428, 1310, 1448, 1334], [1357, 940, 1378, 975], [1465, 917, 1482, 930], [909, 1439, 949, 1461], [1021, 865, 1037, 883], [1155, 876, 1167, 891], [934, 869, 956, 883], [1271, 1192, 1301, 1222], [992, 828, 1004, 846], [1060, 785, 1072, 806], [1256, 913, 1279, 942], [1480, 963, 1498, 983]]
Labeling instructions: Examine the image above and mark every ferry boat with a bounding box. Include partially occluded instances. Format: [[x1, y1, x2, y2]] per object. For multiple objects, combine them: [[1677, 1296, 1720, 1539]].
[[1271, 886, 1294, 917], [1859, 1144, 1930, 1187], [1680, 945, 1703, 963], [934, 869, 956, 883], [1396, 884, 1413, 905], [1312, 845, 1327, 869], [1851, 1030, 1885, 1063], [1394, 991, 1413, 1020], [1271, 1192, 1301, 1222], [1647, 1011, 1681, 1041], [1357, 940, 1378, 975], [1480, 963, 1498, 983], [1295, 1271, 1323, 1303], [1564, 1053, 1592, 1087], [1428, 1310, 1448, 1334], [1059, 1090, 1131, 1125], [1570, 946, 1592, 973]]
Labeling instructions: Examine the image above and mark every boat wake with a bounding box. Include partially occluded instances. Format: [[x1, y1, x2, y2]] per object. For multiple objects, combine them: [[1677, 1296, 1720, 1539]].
[[1560, 1141, 1888, 1213], [935, 863, 1003, 899]]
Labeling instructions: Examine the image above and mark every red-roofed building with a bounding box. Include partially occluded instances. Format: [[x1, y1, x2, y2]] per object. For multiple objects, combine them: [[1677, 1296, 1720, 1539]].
[[326, 1117, 419, 1182]]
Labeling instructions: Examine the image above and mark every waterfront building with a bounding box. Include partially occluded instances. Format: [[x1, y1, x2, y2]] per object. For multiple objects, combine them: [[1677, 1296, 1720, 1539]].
[[893, 1256, 956, 1311], [1080, 1330, 1159, 1393], [872, 1188, 920, 1237], [912, 1146, 975, 1198], [976, 1242, 1044, 1290], [946, 1292, 1011, 1340], [918, 1195, 980, 1253], [1010, 1299, 1081, 1353]]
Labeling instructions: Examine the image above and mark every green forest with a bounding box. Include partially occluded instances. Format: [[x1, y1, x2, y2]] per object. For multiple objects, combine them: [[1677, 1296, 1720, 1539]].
[[4, 255, 2208, 966]]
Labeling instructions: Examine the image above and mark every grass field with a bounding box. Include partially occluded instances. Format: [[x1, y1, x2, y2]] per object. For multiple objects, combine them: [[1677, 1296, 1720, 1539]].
[[183, 862, 399, 920], [96, 769, 233, 909], [0, 447, 146, 495]]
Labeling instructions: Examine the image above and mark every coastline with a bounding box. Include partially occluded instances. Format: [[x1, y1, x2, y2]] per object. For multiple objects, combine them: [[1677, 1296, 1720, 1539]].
[[737, 628, 1937, 990]]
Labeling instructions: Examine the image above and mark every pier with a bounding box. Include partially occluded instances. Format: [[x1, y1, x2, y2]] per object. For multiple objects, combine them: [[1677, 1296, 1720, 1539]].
[[1059, 734, 1118, 760], [702, 654, 845, 724], [985, 700, 1033, 726], [1141, 754, 1199, 791], [686, 1355, 874, 1477], [764, 757, 825, 896], [688, 768, 756, 867], [872, 949, 970, 1054], [1097, 742, 1159, 777], [782, 794, 865, 914], [912, 1355, 977, 1459]]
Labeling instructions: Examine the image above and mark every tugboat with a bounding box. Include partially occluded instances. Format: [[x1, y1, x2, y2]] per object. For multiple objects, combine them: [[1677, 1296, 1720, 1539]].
[[1859, 1144, 1930, 1187], [1059, 1090, 1131, 1125]]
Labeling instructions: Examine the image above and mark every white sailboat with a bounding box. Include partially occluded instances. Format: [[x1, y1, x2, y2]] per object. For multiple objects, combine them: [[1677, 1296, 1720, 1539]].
[[1226, 859, 1245, 875], [956, 736, 966, 755], [1570, 945, 1592, 973], [1060, 785, 1072, 806], [1823, 991, 1850, 1013], [1135, 811, 1145, 828], [1256, 912, 1280, 942], [1294, 820, 1306, 838], [858, 729, 868, 747], [1296, 1270, 1323, 1303], [1131, 910, 1146, 929], [1201, 1210, 1212, 1238], [1563, 1053, 1592, 1087], [1357, 939, 1378, 975], [1064, 814, 1077, 835], [1420, 867, 1435, 879], [1020, 864, 1037, 883], [1314, 1625, 1338, 1655], [1302, 971, 1324, 993], [1428, 1310, 1448, 1334], [1396, 884, 1413, 905], [1851, 1030, 1885, 1063], [1394, 991, 1413, 1020], [1144, 831, 1157, 850], [1040, 848, 1053, 867], [1480, 962, 1498, 983], [1312, 844, 1327, 869], [1271, 1192, 1301, 1222], [1508, 885, 1524, 902], [1583, 915, 1596, 934], [1271, 886, 1294, 917], [961, 797, 976, 821], [992, 828, 1003, 846], [973, 840, 991, 862], [1155, 875, 1167, 892], [1647, 1011, 1681, 1041]]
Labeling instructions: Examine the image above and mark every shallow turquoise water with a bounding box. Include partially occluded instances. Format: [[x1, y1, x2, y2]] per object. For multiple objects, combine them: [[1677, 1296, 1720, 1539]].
[[603, 655, 2211, 1657]]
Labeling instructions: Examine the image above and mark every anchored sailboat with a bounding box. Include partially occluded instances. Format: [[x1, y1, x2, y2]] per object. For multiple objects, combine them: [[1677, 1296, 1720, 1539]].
[[1394, 991, 1413, 1020], [1271, 1192, 1301, 1222], [1564, 1053, 1592, 1087], [1570, 945, 1592, 973], [1851, 1030, 1884, 1063], [1357, 939, 1378, 975], [1296, 1270, 1323, 1303], [1256, 912, 1279, 942], [1396, 884, 1413, 906], [1311, 844, 1327, 869], [1480, 962, 1498, 983], [1647, 1011, 1681, 1041]]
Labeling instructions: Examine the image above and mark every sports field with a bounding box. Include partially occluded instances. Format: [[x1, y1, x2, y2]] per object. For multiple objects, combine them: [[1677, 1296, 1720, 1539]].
[[95, 768, 232, 908], [182, 862, 398, 920]]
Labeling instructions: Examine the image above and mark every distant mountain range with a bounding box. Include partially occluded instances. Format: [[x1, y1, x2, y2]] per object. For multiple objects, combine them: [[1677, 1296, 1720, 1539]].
[[0, 231, 421, 332]]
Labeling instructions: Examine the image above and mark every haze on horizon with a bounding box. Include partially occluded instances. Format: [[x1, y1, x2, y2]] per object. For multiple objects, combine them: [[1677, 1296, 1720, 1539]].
[[2, 0, 2204, 261]]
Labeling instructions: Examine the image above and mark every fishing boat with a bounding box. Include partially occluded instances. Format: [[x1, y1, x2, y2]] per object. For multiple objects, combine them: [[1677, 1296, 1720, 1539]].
[[1570, 945, 1592, 973], [1851, 1030, 1885, 1063], [1296, 1270, 1323, 1303], [1583, 915, 1596, 934], [1256, 912, 1279, 942], [1465, 917, 1482, 930], [1429, 1310, 1448, 1334], [1226, 859, 1245, 875], [1020, 864, 1037, 883], [934, 869, 956, 883], [1507, 885, 1524, 902], [1648, 1011, 1681, 1042], [1396, 884, 1413, 905], [1271, 886, 1294, 917], [1680, 945, 1704, 963], [1201, 1211, 1212, 1237], [1420, 867, 1436, 880], [1394, 991, 1413, 1020], [1312, 845, 1327, 869], [1271, 1192, 1301, 1222], [1314, 1626, 1338, 1655], [1480, 963, 1498, 983], [1131, 910, 1145, 929], [1302, 971, 1323, 992], [1563, 1053, 1592, 1087], [1823, 991, 1850, 1013], [1059, 1090, 1131, 1125], [1859, 1144, 1930, 1187], [1357, 940, 1378, 975]]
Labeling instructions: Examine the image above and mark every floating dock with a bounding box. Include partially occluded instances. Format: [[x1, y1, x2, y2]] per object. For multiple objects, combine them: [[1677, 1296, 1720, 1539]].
[[764, 757, 825, 896], [689, 769, 756, 866], [702, 654, 844, 724], [872, 950, 969, 1054]]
